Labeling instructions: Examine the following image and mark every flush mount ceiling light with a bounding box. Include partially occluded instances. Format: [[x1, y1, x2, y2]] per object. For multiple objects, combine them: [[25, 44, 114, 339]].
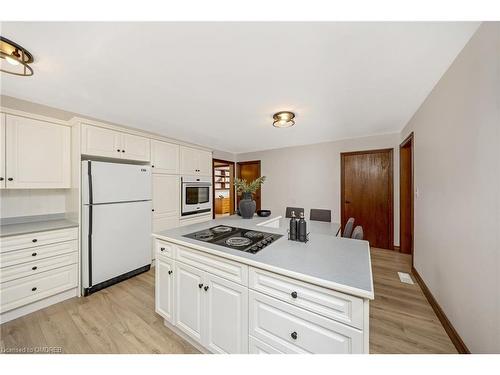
[[273, 111, 295, 128], [0, 36, 34, 76]]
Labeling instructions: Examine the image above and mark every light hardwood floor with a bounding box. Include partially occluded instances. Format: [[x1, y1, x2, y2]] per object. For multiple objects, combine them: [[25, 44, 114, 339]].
[[1, 248, 457, 354]]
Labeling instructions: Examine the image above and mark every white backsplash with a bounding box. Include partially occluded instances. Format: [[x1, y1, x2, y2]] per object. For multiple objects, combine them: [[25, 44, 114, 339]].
[[0, 189, 67, 219]]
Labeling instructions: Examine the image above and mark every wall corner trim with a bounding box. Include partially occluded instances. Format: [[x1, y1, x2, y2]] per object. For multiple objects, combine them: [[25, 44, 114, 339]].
[[411, 266, 471, 354]]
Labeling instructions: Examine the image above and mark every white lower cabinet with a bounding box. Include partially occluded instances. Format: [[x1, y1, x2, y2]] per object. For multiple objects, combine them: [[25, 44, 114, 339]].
[[155, 240, 369, 354], [155, 257, 174, 323], [204, 272, 248, 354], [249, 290, 363, 354]]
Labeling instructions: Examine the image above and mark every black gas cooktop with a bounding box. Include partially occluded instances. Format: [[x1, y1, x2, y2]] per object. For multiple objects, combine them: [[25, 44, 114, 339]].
[[183, 225, 282, 254]]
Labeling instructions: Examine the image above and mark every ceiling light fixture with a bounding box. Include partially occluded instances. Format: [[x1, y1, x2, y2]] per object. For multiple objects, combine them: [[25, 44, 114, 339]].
[[0, 36, 34, 76], [273, 111, 295, 128]]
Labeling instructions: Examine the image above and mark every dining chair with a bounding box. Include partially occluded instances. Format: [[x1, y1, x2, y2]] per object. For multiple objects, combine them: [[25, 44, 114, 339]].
[[342, 217, 355, 238], [310, 209, 332, 222], [351, 226, 364, 240], [285, 206, 304, 218]]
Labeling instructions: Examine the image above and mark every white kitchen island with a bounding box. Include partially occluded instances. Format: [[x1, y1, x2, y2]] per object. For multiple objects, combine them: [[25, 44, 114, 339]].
[[153, 215, 374, 354]]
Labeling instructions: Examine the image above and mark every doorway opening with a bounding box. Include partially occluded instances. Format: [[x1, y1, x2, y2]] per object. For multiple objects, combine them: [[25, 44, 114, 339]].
[[399, 133, 414, 255], [212, 159, 235, 219], [236, 160, 262, 212], [341, 149, 394, 249]]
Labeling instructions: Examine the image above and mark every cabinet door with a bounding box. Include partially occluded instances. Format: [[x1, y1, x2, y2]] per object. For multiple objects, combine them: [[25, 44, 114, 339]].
[[82, 124, 121, 158], [180, 146, 199, 175], [197, 150, 212, 176], [174, 262, 204, 342], [156, 257, 174, 323], [151, 140, 179, 174], [204, 273, 248, 353], [152, 174, 180, 218], [5, 115, 71, 188], [0, 113, 5, 188], [121, 133, 150, 162]]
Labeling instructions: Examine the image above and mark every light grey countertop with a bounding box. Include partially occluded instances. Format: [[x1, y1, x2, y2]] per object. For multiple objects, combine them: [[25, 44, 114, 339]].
[[0, 214, 78, 238], [153, 215, 373, 299]]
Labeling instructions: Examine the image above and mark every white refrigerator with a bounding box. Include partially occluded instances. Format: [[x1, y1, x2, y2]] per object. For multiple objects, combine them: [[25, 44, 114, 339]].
[[81, 161, 152, 295]]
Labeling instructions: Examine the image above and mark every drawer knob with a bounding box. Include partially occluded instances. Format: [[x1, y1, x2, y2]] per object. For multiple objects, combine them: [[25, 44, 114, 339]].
[[168, 270, 173, 275], [160, 247, 165, 251], [291, 291, 298, 299], [198, 283, 203, 289], [32, 287, 37, 292], [204, 285, 209, 291], [0, 177, 3, 181], [291, 331, 298, 340], [32, 239, 38, 243], [32, 252, 37, 257], [32, 266, 38, 271]]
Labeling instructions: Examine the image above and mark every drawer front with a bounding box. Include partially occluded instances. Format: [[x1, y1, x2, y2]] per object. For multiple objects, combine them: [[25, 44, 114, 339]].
[[249, 336, 283, 354], [0, 264, 78, 313], [0, 240, 77, 269], [249, 267, 363, 329], [0, 227, 78, 253], [0, 252, 78, 283], [249, 291, 363, 354], [175, 245, 248, 286], [156, 239, 176, 259]]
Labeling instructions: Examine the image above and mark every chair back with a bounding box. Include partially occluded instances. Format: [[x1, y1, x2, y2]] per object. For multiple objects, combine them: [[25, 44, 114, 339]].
[[310, 209, 332, 222], [351, 226, 364, 240], [285, 207, 304, 218], [342, 217, 355, 238]]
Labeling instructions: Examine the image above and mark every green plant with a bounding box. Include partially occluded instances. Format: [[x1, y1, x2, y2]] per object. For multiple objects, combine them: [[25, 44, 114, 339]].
[[234, 176, 266, 197]]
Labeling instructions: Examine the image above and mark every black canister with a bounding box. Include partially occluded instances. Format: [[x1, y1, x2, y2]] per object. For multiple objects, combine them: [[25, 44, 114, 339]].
[[289, 211, 297, 240], [298, 212, 307, 242]]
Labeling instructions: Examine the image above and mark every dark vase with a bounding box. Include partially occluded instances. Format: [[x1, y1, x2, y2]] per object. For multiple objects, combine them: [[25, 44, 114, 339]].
[[239, 192, 256, 219]]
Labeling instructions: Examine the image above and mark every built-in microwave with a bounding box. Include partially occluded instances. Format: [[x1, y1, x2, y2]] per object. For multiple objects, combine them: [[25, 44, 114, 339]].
[[181, 176, 212, 216]]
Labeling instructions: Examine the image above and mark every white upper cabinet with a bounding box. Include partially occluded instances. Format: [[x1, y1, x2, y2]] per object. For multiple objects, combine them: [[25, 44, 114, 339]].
[[0, 114, 5, 189], [151, 140, 179, 174], [121, 133, 150, 162], [81, 124, 121, 159], [5, 115, 71, 189], [81, 124, 150, 162], [180, 146, 212, 176]]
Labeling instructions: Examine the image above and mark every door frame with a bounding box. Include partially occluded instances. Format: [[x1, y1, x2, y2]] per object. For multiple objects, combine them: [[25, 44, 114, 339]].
[[399, 132, 414, 258], [236, 160, 262, 211], [212, 158, 236, 219], [340, 148, 394, 249]]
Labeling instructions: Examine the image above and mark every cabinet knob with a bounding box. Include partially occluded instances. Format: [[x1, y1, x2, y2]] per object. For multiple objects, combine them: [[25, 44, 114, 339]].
[[291, 291, 298, 299], [32, 266, 38, 271], [204, 285, 209, 291], [0, 177, 3, 181], [8, 177, 13, 181], [32, 287, 37, 292], [168, 270, 173, 275], [291, 331, 298, 340], [160, 247, 165, 251], [122, 150, 125, 153], [198, 283, 203, 289], [152, 209, 155, 212], [117, 149, 121, 152], [32, 239, 38, 243], [32, 252, 37, 257], [152, 165, 155, 168]]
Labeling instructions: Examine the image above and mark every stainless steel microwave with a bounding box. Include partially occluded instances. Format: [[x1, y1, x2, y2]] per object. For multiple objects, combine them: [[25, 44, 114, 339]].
[[181, 175, 212, 216]]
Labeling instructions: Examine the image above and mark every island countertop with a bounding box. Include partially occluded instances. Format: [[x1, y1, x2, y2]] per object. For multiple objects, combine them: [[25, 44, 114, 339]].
[[153, 215, 374, 299]]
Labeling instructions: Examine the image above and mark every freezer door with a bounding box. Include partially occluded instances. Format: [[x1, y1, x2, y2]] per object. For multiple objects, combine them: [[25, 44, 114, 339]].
[[82, 200, 152, 287], [82, 160, 152, 204]]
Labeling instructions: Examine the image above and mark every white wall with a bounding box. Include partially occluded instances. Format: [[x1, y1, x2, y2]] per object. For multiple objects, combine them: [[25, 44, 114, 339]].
[[0, 190, 67, 219], [237, 133, 401, 246], [400, 22, 500, 353]]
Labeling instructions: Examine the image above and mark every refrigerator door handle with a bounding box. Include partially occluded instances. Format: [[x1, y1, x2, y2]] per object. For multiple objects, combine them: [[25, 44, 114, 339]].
[[88, 204, 93, 287]]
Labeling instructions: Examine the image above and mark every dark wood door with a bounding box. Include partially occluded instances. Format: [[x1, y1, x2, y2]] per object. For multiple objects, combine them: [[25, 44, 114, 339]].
[[237, 161, 261, 211], [399, 134, 414, 254], [341, 149, 393, 249]]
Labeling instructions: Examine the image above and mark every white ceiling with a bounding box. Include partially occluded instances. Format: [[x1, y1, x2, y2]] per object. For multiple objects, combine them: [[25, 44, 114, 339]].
[[1, 22, 479, 153]]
